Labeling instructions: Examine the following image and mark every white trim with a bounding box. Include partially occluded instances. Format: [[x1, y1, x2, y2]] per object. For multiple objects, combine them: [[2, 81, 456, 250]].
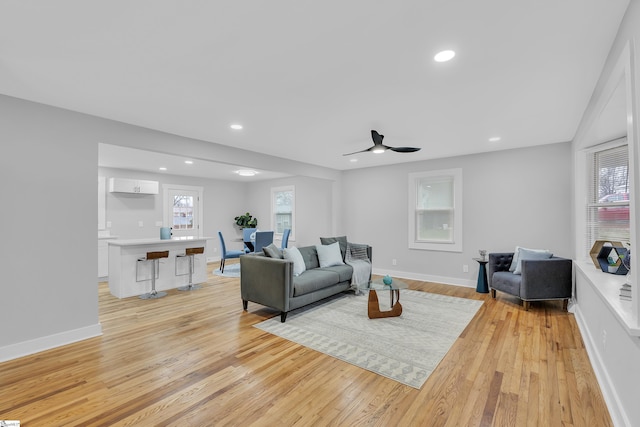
[[0, 324, 103, 363]]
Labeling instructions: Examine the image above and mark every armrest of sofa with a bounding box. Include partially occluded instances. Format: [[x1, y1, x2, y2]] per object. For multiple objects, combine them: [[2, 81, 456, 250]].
[[240, 254, 293, 312], [520, 257, 572, 300], [488, 253, 514, 287]]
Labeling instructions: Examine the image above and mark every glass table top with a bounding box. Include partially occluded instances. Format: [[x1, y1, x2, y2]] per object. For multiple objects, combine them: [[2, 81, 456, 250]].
[[358, 276, 409, 291]]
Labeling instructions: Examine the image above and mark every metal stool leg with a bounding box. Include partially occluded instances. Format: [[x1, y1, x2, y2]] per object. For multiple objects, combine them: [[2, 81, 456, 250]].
[[140, 257, 167, 299], [178, 254, 201, 291]]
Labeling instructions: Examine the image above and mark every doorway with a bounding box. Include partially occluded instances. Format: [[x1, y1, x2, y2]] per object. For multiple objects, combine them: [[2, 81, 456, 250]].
[[163, 184, 204, 238]]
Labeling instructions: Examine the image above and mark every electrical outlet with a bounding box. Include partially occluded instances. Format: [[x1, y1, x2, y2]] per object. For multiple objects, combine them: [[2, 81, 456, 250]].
[[463, 264, 469, 273], [392, 259, 397, 266], [138, 221, 144, 227]]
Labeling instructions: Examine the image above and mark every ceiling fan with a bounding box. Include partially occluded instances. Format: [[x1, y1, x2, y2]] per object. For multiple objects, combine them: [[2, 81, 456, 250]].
[[343, 130, 421, 156]]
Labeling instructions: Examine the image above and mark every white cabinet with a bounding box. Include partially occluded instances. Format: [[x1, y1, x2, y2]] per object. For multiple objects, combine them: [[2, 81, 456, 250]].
[[108, 177, 159, 194], [98, 237, 118, 278]]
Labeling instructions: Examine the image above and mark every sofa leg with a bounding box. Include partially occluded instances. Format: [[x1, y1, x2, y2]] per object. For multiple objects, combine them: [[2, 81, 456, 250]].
[[280, 312, 288, 323], [523, 300, 530, 311], [242, 299, 248, 311], [490, 289, 496, 298]]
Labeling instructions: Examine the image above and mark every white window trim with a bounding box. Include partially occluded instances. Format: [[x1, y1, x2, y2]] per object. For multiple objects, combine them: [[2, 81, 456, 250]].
[[271, 185, 295, 241], [408, 168, 462, 252]]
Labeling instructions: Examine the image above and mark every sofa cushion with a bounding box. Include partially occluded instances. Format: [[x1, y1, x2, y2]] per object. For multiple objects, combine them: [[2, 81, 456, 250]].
[[263, 243, 283, 259], [283, 246, 306, 276], [347, 242, 369, 261], [320, 236, 348, 261], [298, 246, 320, 270], [318, 264, 353, 282], [293, 269, 341, 296], [492, 271, 522, 297], [513, 248, 553, 274], [316, 242, 345, 267]]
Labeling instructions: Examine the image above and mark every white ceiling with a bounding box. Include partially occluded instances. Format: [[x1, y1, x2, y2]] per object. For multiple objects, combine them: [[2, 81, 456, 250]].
[[0, 1, 630, 176]]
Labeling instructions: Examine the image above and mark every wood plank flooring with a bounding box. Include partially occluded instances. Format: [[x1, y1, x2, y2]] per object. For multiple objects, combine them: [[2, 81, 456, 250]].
[[0, 261, 612, 426]]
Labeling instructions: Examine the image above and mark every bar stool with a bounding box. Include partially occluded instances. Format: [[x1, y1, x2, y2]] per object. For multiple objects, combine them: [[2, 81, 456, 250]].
[[137, 250, 169, 299], [177, 246, 205, 291]]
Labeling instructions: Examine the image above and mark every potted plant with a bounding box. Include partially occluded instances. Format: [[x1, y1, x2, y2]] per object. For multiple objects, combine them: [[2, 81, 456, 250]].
[[234, 212, 258, 229]]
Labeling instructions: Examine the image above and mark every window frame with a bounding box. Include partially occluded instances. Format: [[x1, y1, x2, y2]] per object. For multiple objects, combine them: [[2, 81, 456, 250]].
[[271, 185, 295, 241], [408, 168, 462, 252]]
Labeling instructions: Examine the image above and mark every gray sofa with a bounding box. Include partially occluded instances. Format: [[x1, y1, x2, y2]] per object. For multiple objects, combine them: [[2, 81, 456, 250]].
[[488, 252, 572, 310], [240, 245, 372, 322]]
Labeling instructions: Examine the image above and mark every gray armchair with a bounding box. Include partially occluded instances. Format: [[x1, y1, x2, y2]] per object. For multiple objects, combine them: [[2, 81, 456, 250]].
[[488, 252, 572, 310]]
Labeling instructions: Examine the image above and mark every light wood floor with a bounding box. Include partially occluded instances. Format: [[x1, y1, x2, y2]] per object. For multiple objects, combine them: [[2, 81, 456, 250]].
[[0, 261, 612, 426]]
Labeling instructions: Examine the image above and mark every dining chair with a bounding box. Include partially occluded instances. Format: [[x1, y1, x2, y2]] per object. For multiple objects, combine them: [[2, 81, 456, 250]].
[[218, 231, 245, 273], [281, 228, 291, 249], [242, 227, 256, 252], [254, 231, 274, 253]]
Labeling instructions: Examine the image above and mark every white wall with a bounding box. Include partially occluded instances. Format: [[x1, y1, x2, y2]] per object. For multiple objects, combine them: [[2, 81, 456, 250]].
[[571, 2, 640, 426], [341, 142, 573, 286], [0, 96, 102, 361]]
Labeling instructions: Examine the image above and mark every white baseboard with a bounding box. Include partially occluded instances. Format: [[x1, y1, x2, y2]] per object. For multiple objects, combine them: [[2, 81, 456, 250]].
[[371, 267, 477, 289], [0, 323, 103, 363]]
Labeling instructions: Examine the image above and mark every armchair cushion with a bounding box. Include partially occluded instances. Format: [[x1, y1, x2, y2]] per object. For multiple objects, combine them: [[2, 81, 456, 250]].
[[513, 248, 553, 274], [509, 246, 551, 272]]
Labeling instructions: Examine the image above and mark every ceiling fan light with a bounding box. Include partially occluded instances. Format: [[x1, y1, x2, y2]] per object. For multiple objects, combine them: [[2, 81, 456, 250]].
[[372, 148, 386, 154], [236, 169, 257, 177]]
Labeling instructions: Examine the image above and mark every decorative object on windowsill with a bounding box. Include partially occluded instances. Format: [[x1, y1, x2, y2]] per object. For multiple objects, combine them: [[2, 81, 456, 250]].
[[596, 245, 629, 275], [619, 282, 632, 301], [589, 240, 624, 269], [234, 212, 258, 229], [478, 249, 487, 261], [383, 275, 393, 285]]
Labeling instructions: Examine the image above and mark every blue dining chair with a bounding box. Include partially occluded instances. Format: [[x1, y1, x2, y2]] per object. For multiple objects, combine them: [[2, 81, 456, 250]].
[[242, 227, 256, 253], [281, 228, 291, 249], [254, 231, 274, 253], [218, 231, 244, 273]]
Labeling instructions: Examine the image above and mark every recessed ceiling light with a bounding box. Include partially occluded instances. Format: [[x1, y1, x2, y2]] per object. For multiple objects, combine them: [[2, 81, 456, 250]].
[[434, 50, 456, 62], [350, 158, 358, 163], [159, 167, 167, 171], [489, 136, 501, 142], [185, 160, 194, 165], [230, 124, 243, 130], [236, 169, 257, 177]]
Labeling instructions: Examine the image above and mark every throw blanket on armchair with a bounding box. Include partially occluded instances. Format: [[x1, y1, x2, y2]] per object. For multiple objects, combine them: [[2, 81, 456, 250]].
[[346, 242, 372, 289]]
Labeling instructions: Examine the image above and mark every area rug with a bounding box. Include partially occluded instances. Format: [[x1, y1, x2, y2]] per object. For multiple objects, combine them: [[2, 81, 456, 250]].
[[254, 289, 483, 389], [213, 263, 240, 277]]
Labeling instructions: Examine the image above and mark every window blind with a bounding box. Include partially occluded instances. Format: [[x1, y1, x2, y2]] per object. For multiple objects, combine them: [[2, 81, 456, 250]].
[[586, 141, 630, 255]]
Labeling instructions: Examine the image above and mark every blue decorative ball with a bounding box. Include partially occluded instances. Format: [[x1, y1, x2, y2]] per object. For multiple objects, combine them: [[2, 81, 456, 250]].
[[383, 275, 393, 285]]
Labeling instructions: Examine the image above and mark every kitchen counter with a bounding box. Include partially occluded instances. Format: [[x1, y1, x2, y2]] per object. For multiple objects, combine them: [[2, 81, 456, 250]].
[[108, 236, 212, 298]]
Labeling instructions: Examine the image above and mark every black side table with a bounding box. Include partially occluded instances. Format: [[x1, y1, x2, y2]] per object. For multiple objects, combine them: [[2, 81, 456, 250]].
[[473, 258, 489, 293]]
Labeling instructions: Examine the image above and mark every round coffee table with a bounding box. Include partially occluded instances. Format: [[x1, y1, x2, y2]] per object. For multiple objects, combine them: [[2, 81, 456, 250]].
[[359, 277, 408, 319]]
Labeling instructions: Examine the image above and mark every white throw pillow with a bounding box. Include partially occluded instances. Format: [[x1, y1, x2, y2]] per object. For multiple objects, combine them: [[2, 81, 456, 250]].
[[316, 242, 345, 268], [509, 246, 550, 272], [283, 246, 306, 276], [513, 248, 553, 275]]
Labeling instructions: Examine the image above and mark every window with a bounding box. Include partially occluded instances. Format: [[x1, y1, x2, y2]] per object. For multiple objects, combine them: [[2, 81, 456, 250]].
[[271, 185, 295, 239], [586, 142, 630, 251], [408, 169, 462, 252], [162, 184, 203, 238]]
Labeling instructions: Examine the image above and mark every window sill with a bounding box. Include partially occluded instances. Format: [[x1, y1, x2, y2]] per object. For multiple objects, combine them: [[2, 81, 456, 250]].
[[575, 260, 640, 336]]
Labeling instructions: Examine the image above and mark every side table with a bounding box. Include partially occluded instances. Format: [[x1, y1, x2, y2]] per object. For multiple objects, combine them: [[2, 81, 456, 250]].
[[473, 258, 489, 293]]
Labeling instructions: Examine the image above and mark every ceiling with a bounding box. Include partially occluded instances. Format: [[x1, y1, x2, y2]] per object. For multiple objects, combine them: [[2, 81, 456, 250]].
[[0, 1, 630, 176]]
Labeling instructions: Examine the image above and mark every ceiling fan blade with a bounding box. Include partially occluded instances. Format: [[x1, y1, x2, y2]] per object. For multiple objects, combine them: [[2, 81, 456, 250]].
[[389, 146, 421, 153], [343, 147, 373, 156], [371, 130, 384, 145]]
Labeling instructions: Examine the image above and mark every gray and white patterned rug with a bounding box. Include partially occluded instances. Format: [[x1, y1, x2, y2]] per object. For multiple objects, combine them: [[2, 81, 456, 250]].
[[254, 289, 483, 389]]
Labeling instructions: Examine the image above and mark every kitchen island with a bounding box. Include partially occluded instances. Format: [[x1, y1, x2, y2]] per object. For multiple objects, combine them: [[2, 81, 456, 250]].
[[108, 237, 211, 298]]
